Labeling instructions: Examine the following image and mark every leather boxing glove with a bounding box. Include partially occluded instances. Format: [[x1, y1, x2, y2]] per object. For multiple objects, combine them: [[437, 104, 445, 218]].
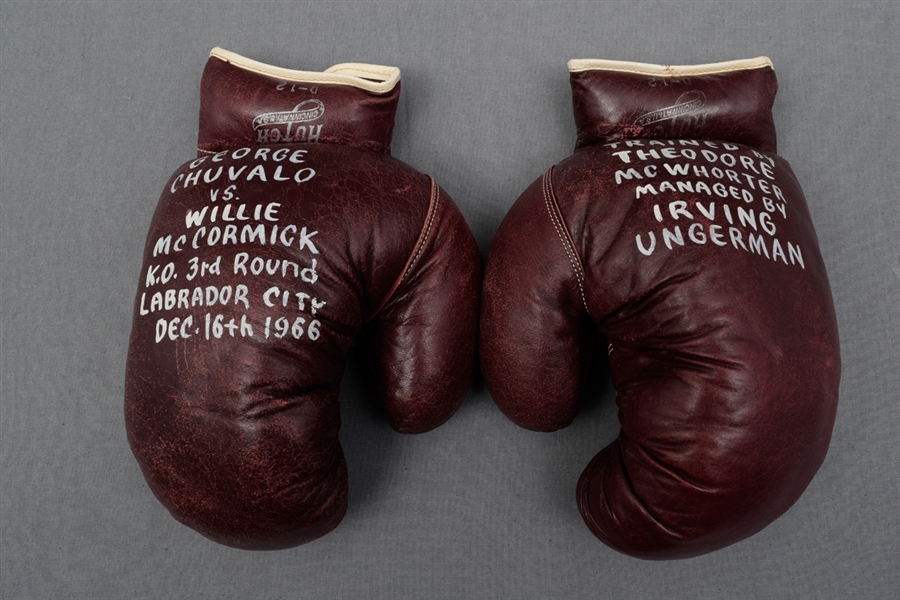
[[481, 58, 840, 559], [125, 48, 481, 550]]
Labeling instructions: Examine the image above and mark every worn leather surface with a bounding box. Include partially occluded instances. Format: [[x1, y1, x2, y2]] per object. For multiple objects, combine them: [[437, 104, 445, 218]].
[[481, 60, 840, 559], [198, 53, 401, 155], [125, 51, 481, 550], [570, 62, 778, 153]]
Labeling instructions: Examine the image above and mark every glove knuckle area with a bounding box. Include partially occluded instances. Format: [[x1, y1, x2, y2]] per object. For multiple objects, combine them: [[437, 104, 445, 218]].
[[574, 272, 837, 558], [577, 423, 817, 560], [125, 334, 348, 549]]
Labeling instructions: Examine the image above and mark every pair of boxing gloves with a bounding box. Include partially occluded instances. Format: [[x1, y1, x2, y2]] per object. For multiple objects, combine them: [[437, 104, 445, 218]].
[[125, 48, 840, 559]]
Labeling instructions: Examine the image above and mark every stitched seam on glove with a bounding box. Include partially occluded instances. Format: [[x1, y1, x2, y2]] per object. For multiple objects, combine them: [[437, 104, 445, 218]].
[[368, 176, 440, 319], [542, 167, 591, 317]]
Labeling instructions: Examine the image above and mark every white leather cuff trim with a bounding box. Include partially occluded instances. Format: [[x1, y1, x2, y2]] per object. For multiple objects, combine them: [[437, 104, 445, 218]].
[[567, 57, 773, 76], [210, 47, 400, 93]]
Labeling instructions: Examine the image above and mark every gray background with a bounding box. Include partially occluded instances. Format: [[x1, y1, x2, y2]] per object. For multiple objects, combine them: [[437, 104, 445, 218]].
[[2, 1, 898, 598]]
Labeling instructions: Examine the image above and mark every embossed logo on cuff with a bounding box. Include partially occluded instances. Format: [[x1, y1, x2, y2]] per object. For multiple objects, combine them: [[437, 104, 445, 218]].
[[253, 99, 326, 129], [253, 100, 325, 144], [634, 91, 706, 126]]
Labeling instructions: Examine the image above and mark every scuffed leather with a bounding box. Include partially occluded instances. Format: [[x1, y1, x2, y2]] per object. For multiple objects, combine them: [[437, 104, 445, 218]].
[[481, 59, 839, 559], [198, 52, 400, 155], [570, 61, 778, 153], [125, 50, 481, 550]]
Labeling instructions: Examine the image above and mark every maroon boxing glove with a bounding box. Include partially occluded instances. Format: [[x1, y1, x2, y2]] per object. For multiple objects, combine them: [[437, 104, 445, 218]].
[[125, 48, 481, 550], [481, 58, 840, 559]]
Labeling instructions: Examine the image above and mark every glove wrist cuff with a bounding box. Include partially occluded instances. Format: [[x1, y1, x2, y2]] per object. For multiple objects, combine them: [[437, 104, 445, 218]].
[[569, 56, 778, 153], [209, 48, 400, 93], [198, 48, 401, 156]]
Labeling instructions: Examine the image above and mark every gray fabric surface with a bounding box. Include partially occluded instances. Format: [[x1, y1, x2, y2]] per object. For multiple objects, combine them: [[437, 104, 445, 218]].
[[1, 1, 897, 598]]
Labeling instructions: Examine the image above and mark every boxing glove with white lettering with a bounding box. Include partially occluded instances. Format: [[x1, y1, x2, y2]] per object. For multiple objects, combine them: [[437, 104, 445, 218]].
[[125, 48, 481, 550], [481, 58, 840, 559]]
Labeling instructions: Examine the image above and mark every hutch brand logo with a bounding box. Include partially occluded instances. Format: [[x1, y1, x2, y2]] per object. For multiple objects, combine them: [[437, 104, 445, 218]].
[[634, 91, 706, 126], [253, 99, 325, 128], [253, 99, 325, 144]]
